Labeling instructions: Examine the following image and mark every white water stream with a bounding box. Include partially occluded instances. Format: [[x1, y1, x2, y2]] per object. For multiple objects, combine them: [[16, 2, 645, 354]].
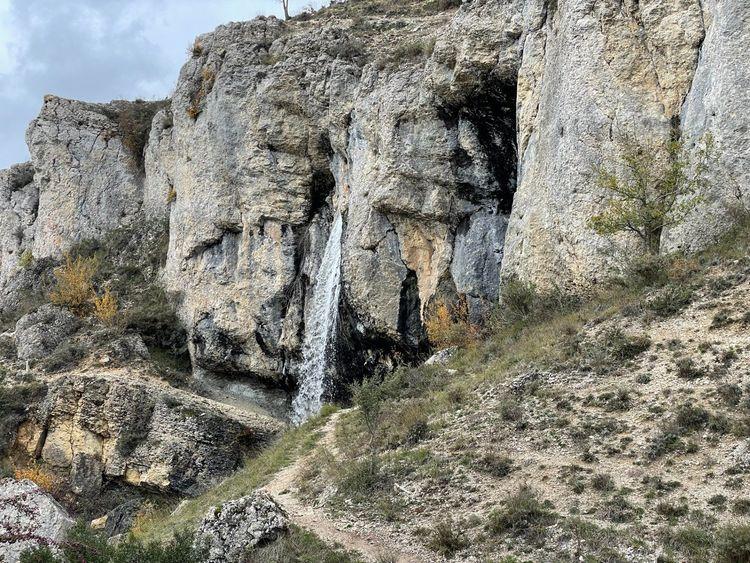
[[291, 213, 343, 423]]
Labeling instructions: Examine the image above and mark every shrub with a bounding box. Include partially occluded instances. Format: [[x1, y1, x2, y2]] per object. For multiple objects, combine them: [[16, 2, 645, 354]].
[[591, 473, 615, 492], [498, 276, 576, 325], [675, 356, 706, 380], [336, 457, 386, 498], [600, 328, 651, 361], [599, 493, 640, 523], [486, 487, 556, 543], [190, 39, 203, 57], [733, 499, 750, 515], [656, 500, 689, 520], [661, 526, 713, 561], [498, 399, 523, 422], [93, 288, 118, 325], [351, 378, 384, 445], [474, 453, 514, 478], [380, 400, 430, 448], [49, 254, 99, 315], [389, 38, 435, 63], [21, 523, 203, 563], [427, 519, 469, 558], [673, 404, 710, 432], [647, 284, 693, 317], [425, 296, 479, 349], [716, 524, 750, 563]]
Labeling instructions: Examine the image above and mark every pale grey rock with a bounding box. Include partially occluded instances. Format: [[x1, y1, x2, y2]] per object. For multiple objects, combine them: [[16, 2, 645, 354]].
[[502, 0, 705, 291], [664, 0, 750, 251], [195, 491, 288, 563], [25, 97, 146, 259], [15, 304, 80, 361], [0, 478, 74, 563], [424, 347, 457, 367], [13, 369, 282, 496], [0, 163, 37, 288]]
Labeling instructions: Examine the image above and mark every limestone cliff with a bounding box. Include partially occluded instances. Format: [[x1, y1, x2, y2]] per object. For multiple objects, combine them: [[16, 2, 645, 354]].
[[0, 0, 748, 404]]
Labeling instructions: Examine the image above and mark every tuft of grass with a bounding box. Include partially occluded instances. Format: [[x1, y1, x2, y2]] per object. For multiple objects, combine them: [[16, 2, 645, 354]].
[[486, 487, 556, 544], [244, 524, 361, 563], [426, 518, 469, 558], [716, 524, 750, 563]]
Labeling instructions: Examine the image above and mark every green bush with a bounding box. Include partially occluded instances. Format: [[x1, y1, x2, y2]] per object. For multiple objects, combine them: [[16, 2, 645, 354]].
[[647, 285, 693, 317], [20, 523, 202, 563], [116, 100, 170, 171]]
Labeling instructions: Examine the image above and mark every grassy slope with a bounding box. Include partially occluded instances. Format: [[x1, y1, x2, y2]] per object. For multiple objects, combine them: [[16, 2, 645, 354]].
[[298, 219, 750, 562]]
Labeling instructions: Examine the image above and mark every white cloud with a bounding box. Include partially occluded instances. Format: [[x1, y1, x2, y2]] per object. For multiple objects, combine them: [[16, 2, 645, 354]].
[[0, 0, 329, 168]]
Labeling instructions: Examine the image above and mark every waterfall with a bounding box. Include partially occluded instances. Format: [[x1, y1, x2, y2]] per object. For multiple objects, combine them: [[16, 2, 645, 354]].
[[291, 213, 343, 423]]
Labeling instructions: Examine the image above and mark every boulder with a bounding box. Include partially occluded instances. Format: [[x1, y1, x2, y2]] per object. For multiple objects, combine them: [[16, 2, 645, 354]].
[[15, 305, 80, 361], [195, 492, 288, 563], [0, 478, 74, 563]]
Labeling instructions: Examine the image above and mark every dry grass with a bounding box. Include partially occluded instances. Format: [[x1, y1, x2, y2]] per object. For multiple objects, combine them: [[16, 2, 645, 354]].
[[14, 465, 57, 493], [93, 287, 119, 325], [425, 295, 480, 349], [49, 253, 99, 316]]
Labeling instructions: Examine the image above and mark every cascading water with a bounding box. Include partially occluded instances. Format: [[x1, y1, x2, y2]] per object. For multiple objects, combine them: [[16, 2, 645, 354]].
[[291, 213, 343, 424]]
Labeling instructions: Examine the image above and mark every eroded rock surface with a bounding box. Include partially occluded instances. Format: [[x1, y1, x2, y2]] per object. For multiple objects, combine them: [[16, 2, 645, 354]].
[[13, 369, 282, 496]]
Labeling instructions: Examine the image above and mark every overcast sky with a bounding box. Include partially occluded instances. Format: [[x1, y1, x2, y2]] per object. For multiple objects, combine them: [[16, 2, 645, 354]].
[[0, 0, 326, 169]]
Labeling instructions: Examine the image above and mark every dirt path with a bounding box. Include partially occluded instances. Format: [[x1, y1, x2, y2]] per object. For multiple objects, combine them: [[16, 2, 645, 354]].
[[261, 410, 424, 563]]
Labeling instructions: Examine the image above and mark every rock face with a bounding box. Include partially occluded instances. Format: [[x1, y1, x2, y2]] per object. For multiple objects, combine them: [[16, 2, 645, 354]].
[[664, 0, 750, 251], [14, 305, 80, 361], [0, 478, 74, 563], [195, 492, 288, 563], [12, 369, 282, 496], [0, 0, 748, 407], [502, 0, 705, 290]]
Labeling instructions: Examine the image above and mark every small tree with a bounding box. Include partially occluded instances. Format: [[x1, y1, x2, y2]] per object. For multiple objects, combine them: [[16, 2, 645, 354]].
[[278, 0, 291, 20], [589, 135, 713, 255]]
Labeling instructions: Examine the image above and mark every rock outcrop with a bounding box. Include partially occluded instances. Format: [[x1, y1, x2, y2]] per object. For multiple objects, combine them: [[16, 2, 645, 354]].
[[0, 0, 748, 410], [14, 305, 80, 361], [12, 369, 282, 496], [195, 492, 288, 563], [0, 478, 74, 563]]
